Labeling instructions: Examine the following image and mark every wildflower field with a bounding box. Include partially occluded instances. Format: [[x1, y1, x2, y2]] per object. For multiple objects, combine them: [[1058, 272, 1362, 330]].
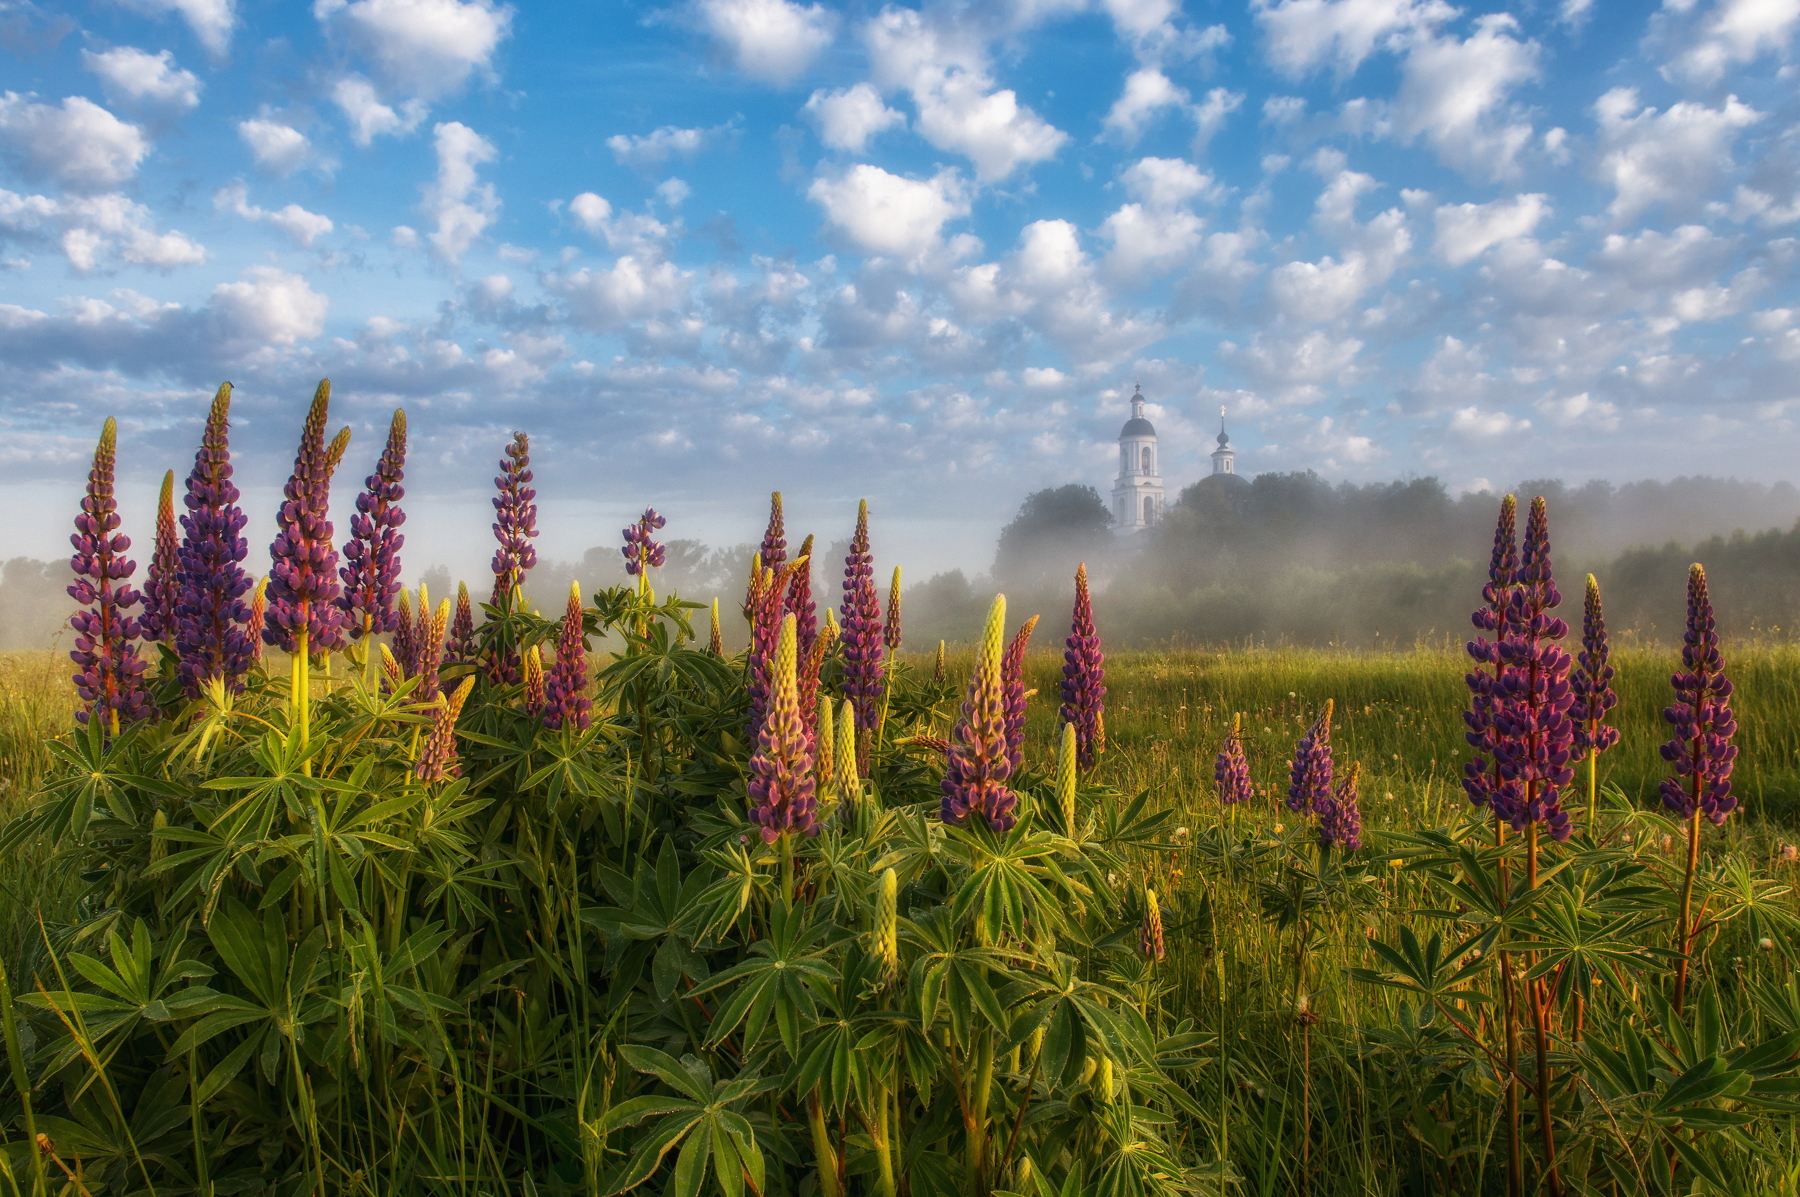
[[4, 381, 1800, 1197]]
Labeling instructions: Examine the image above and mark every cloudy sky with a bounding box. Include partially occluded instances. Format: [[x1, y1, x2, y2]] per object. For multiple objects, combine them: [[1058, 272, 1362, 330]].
[[1, 0, 1796, 582]]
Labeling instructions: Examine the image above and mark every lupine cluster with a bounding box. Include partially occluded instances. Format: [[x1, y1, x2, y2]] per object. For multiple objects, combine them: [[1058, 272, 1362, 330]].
[[1059, 563, 1106, 769], [1659, 564, 1739, 825], [174, 385, 256, 697], [68, 418, 153, 729], [839, 500, 885, 756], [1001, 614, 1039, 775], [489, 431, 538, 605], [1214, 714, 1254, 805], [1314, 760, 1363, 851], [1286, 700, 1334, 817], [941, 596, 1018, 832], [1488, 498, 1576, 841], [140, 470, 178, 645], [1463, 495, 1519, 812], [621, 507, 667, 578], [543, 581, 593, 732], [264, 382, 347, 656], [338, 410, 408, 640], [1572, 574, 1621, 757], [747, 613, 819, 842]]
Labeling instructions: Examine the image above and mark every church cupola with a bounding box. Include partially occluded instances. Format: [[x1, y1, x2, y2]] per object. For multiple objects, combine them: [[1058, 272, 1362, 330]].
[[1210, 407, 1236, 475], [1111, 383, 1165, 534]]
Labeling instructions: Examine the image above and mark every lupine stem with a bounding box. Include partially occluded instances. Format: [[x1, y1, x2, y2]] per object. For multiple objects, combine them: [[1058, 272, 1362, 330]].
[[1676, 801, 1703, 1013]]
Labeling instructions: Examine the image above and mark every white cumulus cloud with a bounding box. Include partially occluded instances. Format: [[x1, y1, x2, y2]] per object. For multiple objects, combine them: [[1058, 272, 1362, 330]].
[[238, 118, 316, 176], [698, 0, 835, 86], [1392, 14, 1539, 181], [1433, 193, 1549, 266], [606, 124, 715, 170], [804, 83, 905, 152], [330, 76, 426, 146], [0, 188, 206, 271], [119, 0, 237, 56], [214, 182, 335, 246], [421, 121, 498, 264], [1101, 67, 1189, 145], [1595, 87, 1762, 222], [81, 47, 203, 111], [808, 164, 970, 259], [210, 265, 328, 346], [1253, 0, 1455, 78], [1664, 0, 1800, 85], [317, 0, 512, 100], [0, 94, 148, 191]]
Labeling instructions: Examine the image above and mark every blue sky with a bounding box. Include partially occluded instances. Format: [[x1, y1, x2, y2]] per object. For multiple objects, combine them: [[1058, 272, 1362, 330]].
[[1, 0, 1797, 582]]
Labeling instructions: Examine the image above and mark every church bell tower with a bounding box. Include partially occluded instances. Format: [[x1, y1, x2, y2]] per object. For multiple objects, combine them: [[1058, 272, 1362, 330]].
[[1111, 384, 1164, 534]]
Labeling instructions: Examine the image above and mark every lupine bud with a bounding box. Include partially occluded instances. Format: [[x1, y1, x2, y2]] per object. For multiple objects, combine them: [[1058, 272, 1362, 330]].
[[933, 639, 946, 684], [67, 417, 153, 729], [758, 491, 787, 574], [834, 697, 858, 820], [337, 409, 408, 640], [1463, 494, 1518, 810], [789, 534, 817, 660], [709, 597, 723, 657], [447, 581, 475, 667], [1056, 722, 1078, 836], [1140, 888, 1165, 961], [749, 558, 803, 736], [247, 576, 267, 666], [799, 613, 836, 753], [1059, 563, 1106, 770], [744, 554, 763, 622], [884, 565, 903, 652], [264, 380, 348, 656], [1215, 712, 1255, 805], [394, 590, 417, 678], [815, 694, 837, 807], [1659, 564, 1738, 825], [140, 470, 178, 644], [380, 642, 402, 693], [174, 383, 256, 696], [324, 425, 352, 473], [1001, 614, 1039, 774], [620, 507, 667, 577], [416, 676, 474, 782], [416, 599, 449, 703], [874, 866, 899, 978], [839, 500, 885, 770], [414, 582, 432, 673], [543, 580, 593, 731], [1095, 1057, 1115, 1103], [1315, 760, 1364, 850], [522, 643, 546, 713], [1287, 701, 1334, 816], [747, 613, 818, 842], [1572, 573, 1621, 757], [941, 595, 1017, 832]]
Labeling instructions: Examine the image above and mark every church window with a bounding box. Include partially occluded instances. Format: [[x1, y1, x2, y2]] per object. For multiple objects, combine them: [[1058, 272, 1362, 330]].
[[1144, 496, 1156, 525], [1142, 448, 1153, 475]]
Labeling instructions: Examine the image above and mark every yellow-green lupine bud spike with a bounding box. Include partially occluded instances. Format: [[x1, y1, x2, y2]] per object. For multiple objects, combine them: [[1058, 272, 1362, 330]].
[[1057, 721, 1078, 836], [874, 866, 898, 977], [825, 607, 839, 635], [816, 694, 836, 805], [379, 641, 401, 691], [978, 593, 1006, 681], [709, 597, 723, 657], [834, 697, 858, 815], [522, 643, 545, 713], [1140, 888, 1165, 961], [325, 425, 352, 475], [1096, 1056, 1115, 1103], [150, 809, 167, 867], [884, 565, 902, 652], [1079, 1057, 1097, 1086], [933, 639, 945, 683]]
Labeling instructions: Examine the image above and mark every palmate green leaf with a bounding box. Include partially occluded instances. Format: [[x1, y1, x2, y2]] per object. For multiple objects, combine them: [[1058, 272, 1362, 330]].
[[1346, 925, 1494, 1020]]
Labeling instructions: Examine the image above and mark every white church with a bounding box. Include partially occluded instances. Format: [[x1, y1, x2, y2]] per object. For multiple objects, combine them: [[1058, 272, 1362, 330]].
[[1110, 384, 1239, 534]]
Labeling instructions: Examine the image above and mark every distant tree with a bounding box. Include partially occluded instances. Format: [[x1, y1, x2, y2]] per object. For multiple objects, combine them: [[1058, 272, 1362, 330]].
[[993, 484, 1113, 591], [0, 557, 71, 650]]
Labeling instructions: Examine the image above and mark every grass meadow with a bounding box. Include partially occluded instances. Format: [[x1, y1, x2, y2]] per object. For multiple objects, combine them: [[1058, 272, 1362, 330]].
[[5, 635, 1799, 1195]]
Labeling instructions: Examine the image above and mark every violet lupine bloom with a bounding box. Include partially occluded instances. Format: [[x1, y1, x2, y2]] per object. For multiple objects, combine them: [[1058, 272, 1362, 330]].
[[759, 491, 787, 574], [1462, 495, 1519, 812], [1214, 716, 1254, 805], [68, 418, 153, 730], [884, 566, 903, 653], [747, 613, 819, 843], [447, 582, 476, 667], [1059, 563, 1106, 770], [788, 534, 817, 661], [174, 384, 256, 697], [337, 409, 408, 640], [839, 500, 886, 762], [1572, 574, 1621, 757], [1314, 761, 1364, 851], [1659, 564, 1739, 825], [489, 431, 538, 607], [620, 507, 667, 577], [1286, 700, 1334, 815], [1001, 614, 1040, 775], [1489, 497, 1576, 841], [748, 558, 801, 736], [543, 581, 594, 732], [264, 380, 348, 657], [941, 596, 1018, 832], [140, 470, 178, 644]]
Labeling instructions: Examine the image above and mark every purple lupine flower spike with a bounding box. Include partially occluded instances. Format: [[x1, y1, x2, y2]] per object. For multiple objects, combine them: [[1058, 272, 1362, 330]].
[[747, 612, 819, 842], [1462, 495, 1518, 812], [1490, 496, 1576, 841], [544, 580, 594, 731], [748, 558, 801, 735], [788, 534, 817, 661], [489, 431, 538, 607], [338, 409, 407, 640], [68, 417, 153, 730], [1315, 760, 1364, 850], [759, 491, 787, 575], [839, 499, 885, 774], [140, 470, 178, 645], [264, 380, 348, 657], [1287, 700, 1334, 815], [1059, 563, 1106, 770], [941, 595, 1017, 832], [1215, 713, 1254, 805], [174, 384, 256, 697], [1660, 564, 1738, 825], [1001, 614, 1039, 775], [1572, 574, 1620, 757], [620, 507, 667, 579], [447, 581, 476, 667]]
